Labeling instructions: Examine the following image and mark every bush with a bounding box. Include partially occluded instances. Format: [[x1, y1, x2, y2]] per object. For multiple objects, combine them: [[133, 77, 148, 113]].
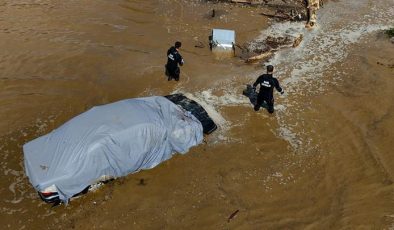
[[385, 28, 394, 37]]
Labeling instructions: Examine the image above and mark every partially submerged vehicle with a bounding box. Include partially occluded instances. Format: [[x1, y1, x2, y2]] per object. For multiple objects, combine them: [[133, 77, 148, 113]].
[[209, 28, 236, 58], [23, 94, 217, 204]]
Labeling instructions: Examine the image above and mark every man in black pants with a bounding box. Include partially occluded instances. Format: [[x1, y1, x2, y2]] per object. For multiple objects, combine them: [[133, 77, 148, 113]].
[[253, 65, 284, 113], [166, 41, 184, 81]]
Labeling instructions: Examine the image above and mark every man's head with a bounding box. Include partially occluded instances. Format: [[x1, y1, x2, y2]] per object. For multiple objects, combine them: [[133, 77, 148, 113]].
[[266, 65, 274, 73], [175, 41, 182, 49]]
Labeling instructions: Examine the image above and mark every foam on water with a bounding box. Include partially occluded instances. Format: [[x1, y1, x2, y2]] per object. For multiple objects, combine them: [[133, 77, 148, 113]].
[[174, 0, 394, 150], [0, 114, 63, 215], [265, 0, 394, 150], [181, 91, 231, 129]]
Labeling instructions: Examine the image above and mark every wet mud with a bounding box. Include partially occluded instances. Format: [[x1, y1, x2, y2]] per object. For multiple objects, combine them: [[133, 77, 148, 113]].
[[0, 0, 394, 229]]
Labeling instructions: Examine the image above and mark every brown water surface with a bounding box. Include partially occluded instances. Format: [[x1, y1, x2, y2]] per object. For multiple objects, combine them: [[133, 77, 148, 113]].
[[0, 0, 393, 229]]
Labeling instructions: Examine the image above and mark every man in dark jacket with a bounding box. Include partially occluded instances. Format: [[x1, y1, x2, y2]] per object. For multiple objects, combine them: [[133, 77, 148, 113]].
[[166, 41, 184, 81], [253, 65, 284, 113]]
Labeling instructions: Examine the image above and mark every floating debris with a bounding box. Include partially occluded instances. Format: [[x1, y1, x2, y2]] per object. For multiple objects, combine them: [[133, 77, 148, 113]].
[[227, 209, 240, 222], [292, 34, 303, 47], [243, 34, 303, 63], [246, 50, 274, 63], [138, 179, 146, 186]]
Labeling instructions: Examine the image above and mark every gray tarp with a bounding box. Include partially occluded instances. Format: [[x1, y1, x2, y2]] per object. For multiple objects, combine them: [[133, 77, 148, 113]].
[[23, 96, 203, 202]]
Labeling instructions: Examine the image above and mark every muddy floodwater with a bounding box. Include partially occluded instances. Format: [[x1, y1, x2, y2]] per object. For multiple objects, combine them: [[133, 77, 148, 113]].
[[1, 0, 394, 229]]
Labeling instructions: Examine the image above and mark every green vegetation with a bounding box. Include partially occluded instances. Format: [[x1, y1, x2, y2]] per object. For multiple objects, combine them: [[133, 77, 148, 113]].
[[385, 28, 394, 37]]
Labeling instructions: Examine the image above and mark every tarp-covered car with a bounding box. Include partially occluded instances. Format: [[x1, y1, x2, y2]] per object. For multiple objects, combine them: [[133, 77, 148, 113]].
[[23, 94, 216, 204]]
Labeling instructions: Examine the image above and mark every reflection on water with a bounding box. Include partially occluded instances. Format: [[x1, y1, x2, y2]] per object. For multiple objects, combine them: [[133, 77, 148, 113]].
[[212, 49, 235, 60], [1, 0, 394, 229]]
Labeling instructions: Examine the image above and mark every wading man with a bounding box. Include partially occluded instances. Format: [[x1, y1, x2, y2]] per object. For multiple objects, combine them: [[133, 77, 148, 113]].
[[252, 65, 284, 114], [166, 41, 184, 81]]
